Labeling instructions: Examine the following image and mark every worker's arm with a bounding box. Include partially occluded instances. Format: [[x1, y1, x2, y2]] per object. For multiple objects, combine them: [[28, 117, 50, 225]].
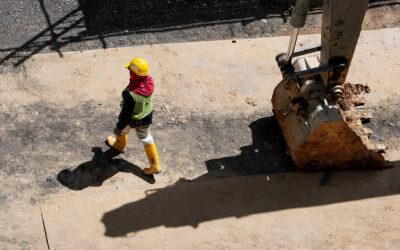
[[116, 91, 135, 130]]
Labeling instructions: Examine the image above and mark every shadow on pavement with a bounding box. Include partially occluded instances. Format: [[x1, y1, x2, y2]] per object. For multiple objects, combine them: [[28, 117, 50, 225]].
[[57, 147, 154, 190], [200, 116, 296, 180], [101, 117, 400, 237], [1, 0, 396, 67]]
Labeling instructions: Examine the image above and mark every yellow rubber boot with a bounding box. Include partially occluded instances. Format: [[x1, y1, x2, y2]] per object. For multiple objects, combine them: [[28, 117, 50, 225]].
[[106, 135, 127, 153], [143, 144, 161, 175]]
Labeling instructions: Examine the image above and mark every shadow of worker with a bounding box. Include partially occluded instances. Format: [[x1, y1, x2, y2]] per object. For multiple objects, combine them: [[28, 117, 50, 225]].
[[57, 147, 154, 190]]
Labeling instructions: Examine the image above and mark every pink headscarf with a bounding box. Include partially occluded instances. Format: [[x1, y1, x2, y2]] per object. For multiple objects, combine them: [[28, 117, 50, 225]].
[[127, 71, 154, 97]]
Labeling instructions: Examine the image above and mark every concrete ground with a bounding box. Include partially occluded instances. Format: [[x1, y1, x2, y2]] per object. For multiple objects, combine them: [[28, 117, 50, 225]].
[[0, 28, 400, 249]]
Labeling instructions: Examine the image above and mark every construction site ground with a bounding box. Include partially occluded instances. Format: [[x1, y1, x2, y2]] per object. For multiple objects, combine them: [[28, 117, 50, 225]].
[[1, 2, 400, 248], [0, 27, 399, 249]]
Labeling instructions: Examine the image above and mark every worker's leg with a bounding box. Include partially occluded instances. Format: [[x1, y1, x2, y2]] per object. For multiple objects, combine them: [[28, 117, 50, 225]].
[[106, 126, 131, 152], [135, 125, 160, 175]]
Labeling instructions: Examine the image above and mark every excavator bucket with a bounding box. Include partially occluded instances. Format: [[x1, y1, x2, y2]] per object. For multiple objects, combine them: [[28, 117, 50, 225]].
[[271, 0, 388, 170], [271, 58, 387, 170]]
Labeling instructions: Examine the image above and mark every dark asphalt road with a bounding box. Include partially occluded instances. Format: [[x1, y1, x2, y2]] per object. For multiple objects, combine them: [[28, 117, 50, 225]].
[[0, 0, 292, 69], [0, 0, 399, 71]]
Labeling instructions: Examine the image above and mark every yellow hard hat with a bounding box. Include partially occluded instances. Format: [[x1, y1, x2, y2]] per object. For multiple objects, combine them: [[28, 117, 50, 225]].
[[125, 57, 149, 76]]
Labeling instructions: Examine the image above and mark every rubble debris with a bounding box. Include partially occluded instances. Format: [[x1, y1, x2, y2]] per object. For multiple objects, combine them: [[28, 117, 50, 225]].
[[339, 82, 386, 154]]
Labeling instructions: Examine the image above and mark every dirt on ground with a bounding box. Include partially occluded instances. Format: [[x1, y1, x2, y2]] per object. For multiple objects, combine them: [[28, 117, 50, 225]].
[[0, 27, 399, 249], [1, 1, 400, 248]]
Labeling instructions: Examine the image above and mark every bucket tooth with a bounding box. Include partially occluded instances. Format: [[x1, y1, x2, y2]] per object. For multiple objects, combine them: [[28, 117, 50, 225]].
[[352, 96, 366, 107], [360, 127, 373, 135], [360, 112, 373, 123], [371, 144, 387, 153]]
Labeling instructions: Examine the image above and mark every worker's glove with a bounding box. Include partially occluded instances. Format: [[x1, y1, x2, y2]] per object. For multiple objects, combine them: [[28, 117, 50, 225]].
[[113, 127, 122, 136]]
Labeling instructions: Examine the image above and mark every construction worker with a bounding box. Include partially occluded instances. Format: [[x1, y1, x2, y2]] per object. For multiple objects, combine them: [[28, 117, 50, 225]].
[[106, 57, 160, 175]]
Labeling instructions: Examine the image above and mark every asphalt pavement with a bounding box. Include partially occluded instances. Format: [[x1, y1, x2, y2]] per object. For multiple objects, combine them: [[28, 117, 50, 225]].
[[0, 0, 399, 71]]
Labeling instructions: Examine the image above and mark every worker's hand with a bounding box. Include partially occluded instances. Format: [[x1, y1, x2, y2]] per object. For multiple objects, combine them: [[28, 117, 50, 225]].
[[113, 127, 122, 136]]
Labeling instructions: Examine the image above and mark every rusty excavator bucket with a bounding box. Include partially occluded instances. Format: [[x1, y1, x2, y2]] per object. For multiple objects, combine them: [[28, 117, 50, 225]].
[[271, 0, 387, 170]]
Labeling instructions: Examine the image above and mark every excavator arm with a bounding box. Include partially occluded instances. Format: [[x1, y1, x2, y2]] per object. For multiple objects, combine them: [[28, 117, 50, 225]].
[[272, 0, 387, 170]]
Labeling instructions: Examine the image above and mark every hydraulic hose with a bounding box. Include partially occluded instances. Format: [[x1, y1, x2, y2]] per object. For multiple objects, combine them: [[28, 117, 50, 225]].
[[286, 0, 310, 61]]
